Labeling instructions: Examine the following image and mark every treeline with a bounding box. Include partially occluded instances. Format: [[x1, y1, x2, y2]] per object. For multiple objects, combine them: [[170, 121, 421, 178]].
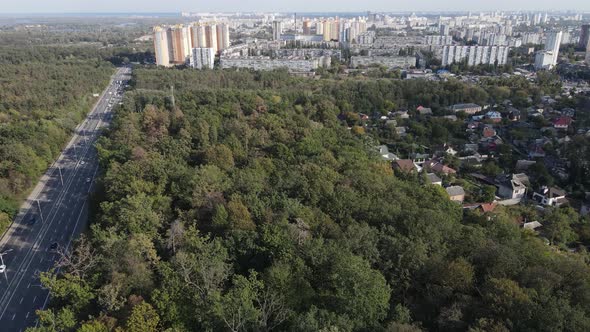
[[0, 45, 153, 66], [31, 68, 590, 331], [0, 46, 114, 230]]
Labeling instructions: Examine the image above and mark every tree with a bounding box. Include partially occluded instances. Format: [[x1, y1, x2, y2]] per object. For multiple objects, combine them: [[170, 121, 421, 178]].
[[27, 308, 77, 332], [215, 272, 262, 332], [227, 197, 256, 231], [126, 302, 160, 332], [543, 207, 579, 246], [204, 144, 235, 171]]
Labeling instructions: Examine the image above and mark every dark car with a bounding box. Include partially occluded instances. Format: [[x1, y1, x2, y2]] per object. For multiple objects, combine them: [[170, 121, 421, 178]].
[[49, 242, 58, 250], [28, 217, 37, 225]]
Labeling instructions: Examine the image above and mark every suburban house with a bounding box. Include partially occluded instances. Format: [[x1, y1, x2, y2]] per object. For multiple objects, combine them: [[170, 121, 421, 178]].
[[446, 186, 466, 203], [532, 186, 568, 207], [464, 202, 498, 213], [451, 103, 482, 114], [528, 144, 546, 158], [485, 111, 502, 123], [411, 153, 430, 166], [553, 116, 572, 130], [496, 175, 527, 200], [508, 108, 521, 121], [426, 173, 443, 186], [392, 110, 410, 119], [377, 145, 399, 162], [393, 159, 418, 173], [424, 159, 457, 175], [482, 125, 496, 138], [396, 126, 408, 137], [417, 106, 433, 116]]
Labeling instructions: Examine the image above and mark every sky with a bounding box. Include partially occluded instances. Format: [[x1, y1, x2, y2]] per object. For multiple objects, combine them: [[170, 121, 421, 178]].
[[1, 0, 589, 14]]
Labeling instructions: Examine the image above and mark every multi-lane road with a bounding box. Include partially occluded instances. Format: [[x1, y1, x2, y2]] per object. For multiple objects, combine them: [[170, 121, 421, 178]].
[[0, 67, 131, 331]]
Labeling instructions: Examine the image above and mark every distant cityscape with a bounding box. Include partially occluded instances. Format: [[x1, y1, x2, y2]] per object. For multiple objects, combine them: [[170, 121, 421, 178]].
[[152, 11, 590, 74]]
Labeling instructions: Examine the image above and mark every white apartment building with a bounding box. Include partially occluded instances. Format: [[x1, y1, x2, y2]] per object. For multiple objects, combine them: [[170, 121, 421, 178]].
[[350, 56, 417, 69], [190, 48, 215, 69], [441, 45, 510, 66], [153, 26, 171, 67], [425, 35, 454, 45], [220, 56, 323, 72]]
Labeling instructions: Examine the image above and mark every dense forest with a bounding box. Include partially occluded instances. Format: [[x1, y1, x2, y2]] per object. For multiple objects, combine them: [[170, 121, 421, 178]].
[[31, 68, 590, 331], [0, 46, 114, 231]]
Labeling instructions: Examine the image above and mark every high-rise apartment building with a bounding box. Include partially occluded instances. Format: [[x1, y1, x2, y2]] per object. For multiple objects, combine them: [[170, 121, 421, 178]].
[[153, 22, 231, 67], [272, 21, 283, 41], [190, 48, 215, 69], [153, 26, 171, 67], [580, 24, 590, 50], [534, 31, 562, 70], [191, 25, 207, 48], [302, 20, 312, 35], [206, 24, 218, 53], [169, 25, 190, 64]]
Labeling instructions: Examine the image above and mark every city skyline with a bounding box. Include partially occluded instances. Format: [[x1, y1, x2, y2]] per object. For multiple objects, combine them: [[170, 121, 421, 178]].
[[2, 0, 590, 14]]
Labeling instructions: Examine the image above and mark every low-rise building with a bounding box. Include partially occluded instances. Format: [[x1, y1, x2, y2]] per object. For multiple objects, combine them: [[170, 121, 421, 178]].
[[451, 103, 482, 114], [393, 159, 418, 173], [426, 173, 443, 186], [553, 116, 572, 130], [220, 56, 325, 72], [532, 186, 567, 207], [350, 55, 417, 69], [446, 186, 466, 203]]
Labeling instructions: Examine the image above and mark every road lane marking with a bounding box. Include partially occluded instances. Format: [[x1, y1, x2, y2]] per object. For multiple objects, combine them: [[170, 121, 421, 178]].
[[25, 311, 29, 319], [27, 283, 30, 289], [19, 297, 23, 304], [11, 313, 15, 320], [32, 296, 36, 303]]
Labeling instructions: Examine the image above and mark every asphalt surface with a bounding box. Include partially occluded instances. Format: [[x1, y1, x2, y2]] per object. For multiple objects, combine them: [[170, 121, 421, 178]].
[[0, 67, 131, 331]]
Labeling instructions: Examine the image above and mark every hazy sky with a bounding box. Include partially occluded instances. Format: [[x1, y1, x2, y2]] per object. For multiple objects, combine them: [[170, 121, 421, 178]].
[[1, 0, 589, 13]]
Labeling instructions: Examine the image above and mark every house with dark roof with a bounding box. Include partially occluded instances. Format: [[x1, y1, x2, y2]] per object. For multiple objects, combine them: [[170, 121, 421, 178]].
[[426, 173, 442, 186], [392, 159, 418, 173], [424, 159, 457, 175]]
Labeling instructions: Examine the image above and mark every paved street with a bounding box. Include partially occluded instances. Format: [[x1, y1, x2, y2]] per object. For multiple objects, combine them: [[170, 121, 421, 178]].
[[0, 67, 131, 331]]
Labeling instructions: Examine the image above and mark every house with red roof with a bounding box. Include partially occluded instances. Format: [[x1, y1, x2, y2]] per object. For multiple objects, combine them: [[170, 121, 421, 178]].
[[553, 116, 572, 130]]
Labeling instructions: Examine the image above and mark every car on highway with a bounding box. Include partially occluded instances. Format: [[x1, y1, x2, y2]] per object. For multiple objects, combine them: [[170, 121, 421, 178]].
[[49, 242, 58, 251], [80, 161, 85, 165], [28, 217, 37, 225], [0, 265, 5, 273], [86, 177, 91, 183]]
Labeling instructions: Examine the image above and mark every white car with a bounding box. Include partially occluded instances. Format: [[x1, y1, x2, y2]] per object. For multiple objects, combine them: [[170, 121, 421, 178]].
[[80, 161, 85, 165], [86, 178, 91, 183], [0, 265, 6, 273]]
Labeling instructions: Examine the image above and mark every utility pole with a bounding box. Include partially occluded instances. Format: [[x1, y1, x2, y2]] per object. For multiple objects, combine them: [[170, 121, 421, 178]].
[[170, 85, 175, 109], [0, 249, 13, 283], [36, 199, 44, 223]]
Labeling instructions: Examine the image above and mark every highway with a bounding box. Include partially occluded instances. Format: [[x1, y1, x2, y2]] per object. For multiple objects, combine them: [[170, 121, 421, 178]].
[[0, 67, 131, 331]]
